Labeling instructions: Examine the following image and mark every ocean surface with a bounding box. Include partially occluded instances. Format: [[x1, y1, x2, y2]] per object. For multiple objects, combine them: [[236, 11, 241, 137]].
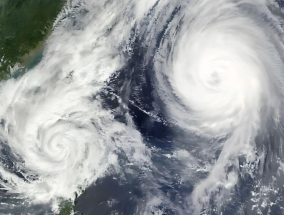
[[1, 0, 284, 214]]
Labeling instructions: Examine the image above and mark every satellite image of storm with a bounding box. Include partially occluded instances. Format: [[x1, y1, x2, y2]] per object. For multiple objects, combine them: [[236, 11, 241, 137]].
[[1, 0, 284, 214]]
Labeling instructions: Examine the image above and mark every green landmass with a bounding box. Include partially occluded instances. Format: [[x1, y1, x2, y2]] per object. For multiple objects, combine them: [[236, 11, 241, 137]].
[[0, 0, 65, 80], [58, 200, 74, 215], [57, 196, 84, 215]]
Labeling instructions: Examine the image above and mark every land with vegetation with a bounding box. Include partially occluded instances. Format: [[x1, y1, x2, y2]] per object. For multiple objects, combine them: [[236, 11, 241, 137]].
[[0, 0, 65, 79]]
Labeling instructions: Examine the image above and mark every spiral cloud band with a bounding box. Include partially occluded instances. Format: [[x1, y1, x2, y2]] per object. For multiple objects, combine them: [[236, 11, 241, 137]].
[[0, 0, 151, 211], [151, 0, 284, 212], [0, 0, 284, 214]]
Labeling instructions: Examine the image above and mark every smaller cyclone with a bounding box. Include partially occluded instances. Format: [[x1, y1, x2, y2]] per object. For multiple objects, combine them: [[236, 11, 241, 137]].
[[0, 0, 152, 210], [0, 78, 109, 204], [154, 0, 284, 210], [0, 72, 148, 209]]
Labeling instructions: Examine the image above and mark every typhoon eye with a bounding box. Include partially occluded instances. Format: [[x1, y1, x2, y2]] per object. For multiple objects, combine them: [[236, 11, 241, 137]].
[[0, 0, 284, 214]]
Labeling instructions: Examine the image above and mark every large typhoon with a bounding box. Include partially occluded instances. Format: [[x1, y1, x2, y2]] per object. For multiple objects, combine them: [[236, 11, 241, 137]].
[[0, 0, 284, 214]]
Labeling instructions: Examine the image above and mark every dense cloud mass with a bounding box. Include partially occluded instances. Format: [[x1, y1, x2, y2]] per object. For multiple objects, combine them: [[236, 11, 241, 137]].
[[1, 0, 284, 214]]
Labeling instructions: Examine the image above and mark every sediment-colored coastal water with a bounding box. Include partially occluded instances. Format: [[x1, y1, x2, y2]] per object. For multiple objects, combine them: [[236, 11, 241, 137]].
[[0, 0, 65, 79]]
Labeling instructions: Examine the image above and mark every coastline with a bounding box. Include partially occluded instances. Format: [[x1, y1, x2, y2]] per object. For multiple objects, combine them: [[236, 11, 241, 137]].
[[0, 0, 66, 80]]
